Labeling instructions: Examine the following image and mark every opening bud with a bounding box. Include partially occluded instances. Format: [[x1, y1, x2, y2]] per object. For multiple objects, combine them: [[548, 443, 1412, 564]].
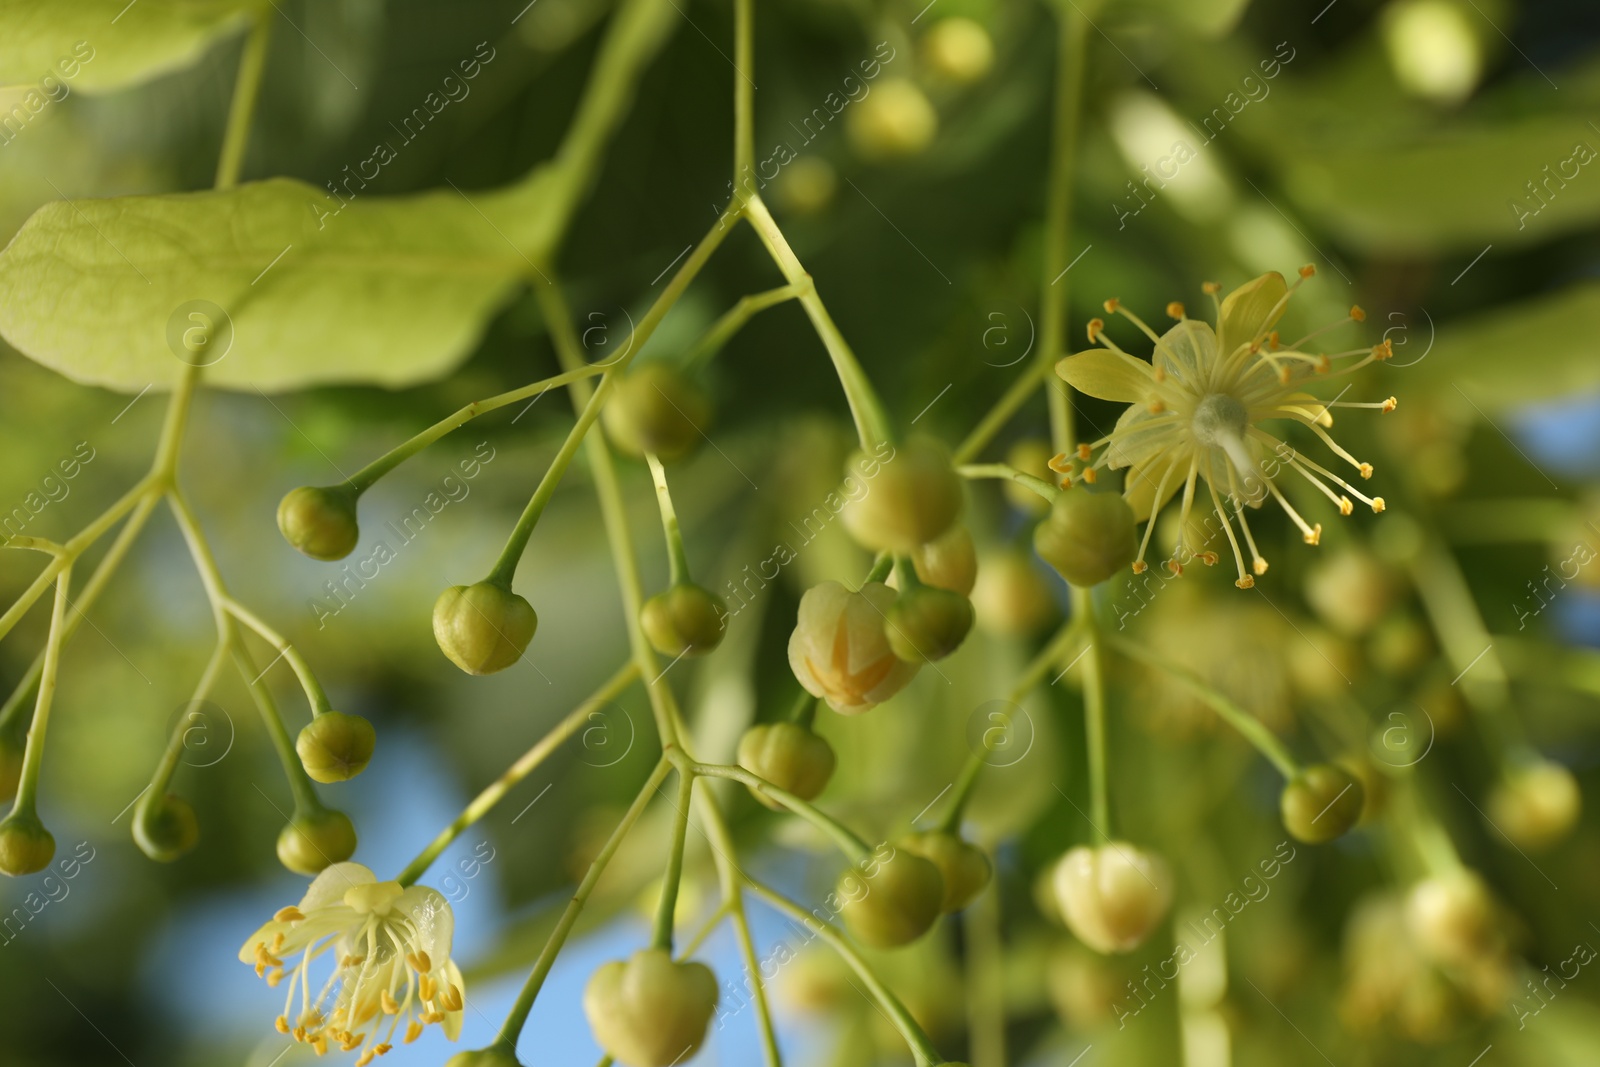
[[736, 722, 836, 810], [133, 792, 200, 862], [788, 581, 920, 714], [276, 807, 357, 875], [601, 363, 711, 462], [837, 847, 945, 948], [1051, 842, 1172, 954], [1280, 763, 1365, 844], [296, 711, 377, 783], [897, 831, 992, 913], [583, 948, 718, 1067], [841, 437, 963, 553], [1033, 490, 1137, 587], [640, 583, 728, 658], [886, 584, 974, 662], [277, 485, 360, 561], [433, 581, 537, 676], [0, 812, 55, 876]]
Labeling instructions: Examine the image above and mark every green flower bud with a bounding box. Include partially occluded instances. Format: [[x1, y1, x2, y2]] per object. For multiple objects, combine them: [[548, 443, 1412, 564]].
[[1487, 760, 1581, 851], [0, 734, 22, 804], [444, 1047, 524, 1067], [837, 847, 945, 948], [276, 808, 357, 875], [277, 485, 360, 562], [886, 585, 974, 662], [898, 831, 992, 913], [132, 792, 199, 862], [1280, 764, 1365, 844], [640, 583, 727, 658], [971, 549, 1055, 636], [295, 711, 376, 783], [601, 363, 711, 462], [909, 524, 978, 595], [433, 581, 537, 676], [1406, 870, 1498, 967], [584, 947, 719, 1067], [841, 437, 963, 553], [0, 812, 54, 876], [923, 17, 994, 85], [736, 722, 836, 810], [1052, 842, 1172, 955], [847, 78, 938, 161], [1033, 490, 1137, 587]]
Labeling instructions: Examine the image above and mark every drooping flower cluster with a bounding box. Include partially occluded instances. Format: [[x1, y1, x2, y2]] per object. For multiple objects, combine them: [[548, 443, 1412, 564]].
[[1056, 267, 1396, 587], [240, 863, 464, 1064]]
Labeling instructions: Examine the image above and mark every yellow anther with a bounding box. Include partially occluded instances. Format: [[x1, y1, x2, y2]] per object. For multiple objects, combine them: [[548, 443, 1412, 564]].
[[1315, 355, 1331, 373], [1304, 523, 1323, 546], [266, 968, 285, 988], [408, 952, 432, 974], [1058, 475, 1073, 489], [440, 984, 464, 1012], [1358, 463, 1373, 479], [1350, 305, 1366, 322], [1087, 317, 1105, 341], [1372, 338, 1394, 360], [381, 990, 399, 1015], [293, 1027, 308, 1043], [421, 1011, 446, 1025], [1198, 551, 1219, 567], [1381, 396, 1397, 412], [1166, 559, 1183, 576], [275, 1016, 291, 1034], [419, 975, 436, 1002], [1277, 365, 1291, 384], [1338, 497, 1353, 516], [340, 955, 365, 969], [1149, 399, 1166, 413], [1254, 559, 1269, 576], [356, 1052, 375, 1067], [1103, 297, 1120, 313], [1268, 330, 1281, 350], [1299, 264, 1316, 279], [404, 1021, 424, 1044], [341, 1032, 365, 1051], [1082, 468, 1098, 484], [274, 906, 306, 923], [1166, 301, 1185, 319], [1153, 365, 1167, 382], [1235, 576, 1255, 589], [312, 1037, 328, 1056], [271, 932, 285, 952], [375, 1045, 393, 1057], [1371, 497, 1386, 513], [1201, 281, 1221, 294], [1132, 560, 1148, 574], [1076, 443, 1092, 461], [1047, 452, 1072, 474]]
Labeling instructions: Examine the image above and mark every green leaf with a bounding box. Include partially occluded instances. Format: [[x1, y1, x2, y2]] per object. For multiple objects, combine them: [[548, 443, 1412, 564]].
[[0, 0, 256, 95], [1409, 280, 1600, 410], [0, 177, 536, 394]]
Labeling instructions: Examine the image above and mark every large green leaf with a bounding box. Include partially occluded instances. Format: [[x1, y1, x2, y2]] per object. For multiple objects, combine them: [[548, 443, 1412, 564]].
[[0, 0, 255, 95], [1409, 279, 1600, 410], [0, 177, 536, 393]]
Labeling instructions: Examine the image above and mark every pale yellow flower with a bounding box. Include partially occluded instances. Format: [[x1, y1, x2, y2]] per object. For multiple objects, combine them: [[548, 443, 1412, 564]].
[[788, 580, 919, 713], [1056, 267, 1394, 587], [240, 862, 464, 1063]]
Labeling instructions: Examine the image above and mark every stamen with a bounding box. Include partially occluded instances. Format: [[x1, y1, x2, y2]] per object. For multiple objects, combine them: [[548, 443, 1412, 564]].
[[1166, 302, 1185, 319], [1048, 452, 1072, 474], [1082, 468, 1098, 484], [1264, 477, 1320, 545], [276, 1016, 291, 1034], [1173, 459, 1201, 567], [1087, 317, 1104, 342], [1208, 483, 1251, 589], [1132, 457, 1182, 575], [407, 952, 432, 974], [1298, 264, 1316, 279], [1076, 443, 1092, 461], [1350, 305, 1366, 322], [404, 1020, 424, 1044], [275, 907, 306, 923]]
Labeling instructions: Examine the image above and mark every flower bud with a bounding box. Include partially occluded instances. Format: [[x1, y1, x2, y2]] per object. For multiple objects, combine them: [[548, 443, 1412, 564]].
[[1051, 842, 1172, 955], [847, 78, 938, 160], [971, 550, 1055, 636], [1487, 760, 1580, 851], [774, 155, 838, 216], [133, 792, 199, 862], [736, 722, 836, 810], [1304, 549, 1396, 637], [1280, 764, 1366, 844], [584, 947, 718, 1067], [295, 711, 376, 783], [640, 583, 727, 658], [1033, 491, 1137, 587], [886, 584, 974, 662], [1406, 870, 1497, 967], [276, 808, 357, 875], [837, 847, 945, 948], [898, 831, 991, 913], [923, 17, 993, 84], [0, 812, 54, 876], [444, 1047, 524, 1067], [788, 581, 920, 714], [908, 524, 978, 595], [601, 363, 711, 462], [433, 581, 538, 675], [841, 437, 963, 553], [277, 485, 360, 561]]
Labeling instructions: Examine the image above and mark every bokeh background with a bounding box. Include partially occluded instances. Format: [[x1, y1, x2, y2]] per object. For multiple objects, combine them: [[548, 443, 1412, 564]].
[[2, 0, 1600, 1065]]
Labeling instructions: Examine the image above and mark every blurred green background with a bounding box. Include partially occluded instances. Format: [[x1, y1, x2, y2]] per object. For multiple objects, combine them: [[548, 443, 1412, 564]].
[[2, 0, 1600, 1065]]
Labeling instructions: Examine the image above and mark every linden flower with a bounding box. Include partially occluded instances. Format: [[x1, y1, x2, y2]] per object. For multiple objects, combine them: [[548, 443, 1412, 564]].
[[1055, 266, 1395, 588], [239, 862, 464, 1064], [788, 580, 919, 714]]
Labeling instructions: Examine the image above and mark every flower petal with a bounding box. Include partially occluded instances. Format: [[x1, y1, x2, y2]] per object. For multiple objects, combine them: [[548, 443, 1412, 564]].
[[299, 862, 377, 912], [1123, 454, 1186, 524], [1217, 272, 1288, 359], [1154, 320, 1217, 386], [398, 885, 455, 965], [1055, 349, 1153, 403]]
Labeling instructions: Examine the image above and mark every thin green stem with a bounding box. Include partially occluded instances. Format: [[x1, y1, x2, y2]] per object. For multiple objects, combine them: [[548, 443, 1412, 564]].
[[683, 283, 803, 373], [652, 768, 695, 950], [689, 761, 872, 862], [788, 689, 819, 728], [397, 661, 638, 886], [215, 10, 273, 190], [733, 0, 754, 178], [224, 597, 332, 715], [864, 551, 894, 584], [10, 567, 72, 816], [958, 462, 1060, 502], [343, 364, 609, 494], [1074, 589, 1111, 833], [964, 875, 1006, 1067], [745, 877, 944, 1066], [1107, 634, 1301, 779], [487, 216, 735, 587], [645, 453, 691, 586], [743, 196, 893, 448], [954, 361, 1047, 464], [495, 757, 673, 1047], [934, 753, 987, 835], [1038, 7, 1090, 455], [141, 639, 229, 801]]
